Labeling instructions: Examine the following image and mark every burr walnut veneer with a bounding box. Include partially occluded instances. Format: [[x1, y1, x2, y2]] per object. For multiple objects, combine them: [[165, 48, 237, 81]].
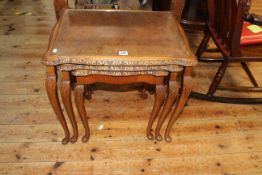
[[43, 9, 197, 144]]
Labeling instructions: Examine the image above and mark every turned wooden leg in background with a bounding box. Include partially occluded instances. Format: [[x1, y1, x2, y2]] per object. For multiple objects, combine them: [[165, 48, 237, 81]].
[[207, 60, 228, 96], [140, 83, 148, 99], [61, 72, 78, 143], [165, 67, 193, 142], [146, 84, 165, 140], [84, 85, 93, 100], [75, 84, 90, 143], [155, 73, 179, 141], [45, 67, 70, 144]]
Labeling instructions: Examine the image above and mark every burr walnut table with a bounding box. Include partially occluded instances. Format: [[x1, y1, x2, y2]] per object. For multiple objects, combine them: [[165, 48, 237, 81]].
[[43, 9, 197, 144]]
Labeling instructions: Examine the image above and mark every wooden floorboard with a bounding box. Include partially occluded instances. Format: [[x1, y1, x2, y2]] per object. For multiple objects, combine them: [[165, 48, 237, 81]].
[[0, 0, 261, 174]]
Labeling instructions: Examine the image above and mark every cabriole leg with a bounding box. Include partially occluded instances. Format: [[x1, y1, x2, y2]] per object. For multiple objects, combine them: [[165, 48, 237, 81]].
[[46, 66, 70, 144], [155, 73, 179, 141], [165, 67, 193, 142], [75, 84, 90, 143], [146, 84, 165, 140], [61, 71, 78, 143]]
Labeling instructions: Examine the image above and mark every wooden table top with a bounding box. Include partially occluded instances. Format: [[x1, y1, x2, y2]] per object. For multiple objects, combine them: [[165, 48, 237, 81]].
[[43, 9, 197, 67]]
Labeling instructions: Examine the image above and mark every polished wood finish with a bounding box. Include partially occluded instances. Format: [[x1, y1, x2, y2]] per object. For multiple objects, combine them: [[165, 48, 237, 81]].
[[74, 74, 166, 141], [146, 84, 165, 139], [60, 71, 78, 143], [75, 84, 91, 142], [155, 72, 179, 141], [1, 0, 262, 174], [43, 8, 196, 142], [45, 67, 70, 144], [76, 75, 166, 85], [43, 10, 196, 66], [165, 67, 193, 142]]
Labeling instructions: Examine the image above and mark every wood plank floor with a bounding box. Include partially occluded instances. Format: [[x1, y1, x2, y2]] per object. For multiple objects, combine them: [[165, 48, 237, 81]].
[[0, 0, 261, 175]]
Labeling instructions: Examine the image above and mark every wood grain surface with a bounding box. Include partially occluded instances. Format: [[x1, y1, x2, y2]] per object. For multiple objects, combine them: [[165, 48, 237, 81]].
[[0, 0, 261, 174]]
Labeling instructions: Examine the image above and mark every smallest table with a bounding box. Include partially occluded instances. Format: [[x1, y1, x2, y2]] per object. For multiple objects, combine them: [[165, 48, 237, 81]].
[[43, 9, 197, 143]]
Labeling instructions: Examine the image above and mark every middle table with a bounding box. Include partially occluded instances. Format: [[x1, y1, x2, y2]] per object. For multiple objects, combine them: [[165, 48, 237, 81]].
[[43, 9, 197, 143]]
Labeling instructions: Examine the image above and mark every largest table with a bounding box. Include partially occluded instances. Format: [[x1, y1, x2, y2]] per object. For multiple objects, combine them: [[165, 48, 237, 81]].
[[43, 9, 197, 143]]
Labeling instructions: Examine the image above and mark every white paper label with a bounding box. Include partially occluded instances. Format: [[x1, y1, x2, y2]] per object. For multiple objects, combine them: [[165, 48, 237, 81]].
[[119, 51, 128, 56]]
